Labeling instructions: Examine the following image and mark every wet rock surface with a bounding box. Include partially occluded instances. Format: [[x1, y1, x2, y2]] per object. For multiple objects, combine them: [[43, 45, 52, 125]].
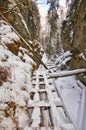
[[61, 0, 86, 84]]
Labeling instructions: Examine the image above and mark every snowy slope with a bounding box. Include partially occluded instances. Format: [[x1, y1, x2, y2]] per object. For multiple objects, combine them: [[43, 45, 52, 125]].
[[0, 19, 35, 130]]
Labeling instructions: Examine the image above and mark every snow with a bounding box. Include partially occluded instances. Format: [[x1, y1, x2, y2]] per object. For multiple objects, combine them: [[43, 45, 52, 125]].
[[0, 40, 85, 129], [55, 76, 82, 122], [34, 92, 40, 102], [62, 56, 72, 65], [48, 68, 86, 78], [61, 123, 75, 130], [0, 44, 34, 128], [0, 117, 16, 130], [79, 52, 86, 61], [31, 107, 41, 128], [46, 50, 86, 129], [0, 19, 35, 129], [0, 8, 86, 130], [42, 53, 48, 64], [56, 51, 72, 64], [54, 97, 62, 106], [0, 104, 8, 111], [51, 51, 73, 70], [15, 108, 29, 128], [0, 20, 20, 45]]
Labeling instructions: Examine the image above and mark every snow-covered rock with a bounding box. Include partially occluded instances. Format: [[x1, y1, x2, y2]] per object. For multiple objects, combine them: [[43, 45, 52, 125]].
[[0, 19, 35, 129]]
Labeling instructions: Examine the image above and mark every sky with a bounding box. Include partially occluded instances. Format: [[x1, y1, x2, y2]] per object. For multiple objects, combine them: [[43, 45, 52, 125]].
[[37, 0, 66, 8], [37, 0, 66, 17], [37, 0, 66, 30]]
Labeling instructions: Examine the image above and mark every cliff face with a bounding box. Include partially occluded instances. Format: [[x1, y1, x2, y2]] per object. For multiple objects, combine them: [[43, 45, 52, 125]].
[[61, 0, 86, 84], [0, 0, 43, 67], [0, 17, 36, 129], [0, 0, 40, 41], [0, 1, 42, 129]]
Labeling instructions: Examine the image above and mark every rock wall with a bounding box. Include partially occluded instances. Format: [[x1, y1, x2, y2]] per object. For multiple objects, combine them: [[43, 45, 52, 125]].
[[61, 0, 86, 84], [0, 16, 37, 129], [0, 0, 40, 41], [0, 0, 43, 67]]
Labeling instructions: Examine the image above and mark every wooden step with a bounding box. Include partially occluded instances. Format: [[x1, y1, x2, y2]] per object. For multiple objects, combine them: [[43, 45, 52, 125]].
[[28, 101, 50, 108]]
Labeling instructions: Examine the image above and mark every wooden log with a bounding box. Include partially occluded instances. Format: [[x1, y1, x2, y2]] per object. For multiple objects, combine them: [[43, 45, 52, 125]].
[[48, 69, 86, 79], [48, 65, 58, 69], [28, 101, 62, 108]]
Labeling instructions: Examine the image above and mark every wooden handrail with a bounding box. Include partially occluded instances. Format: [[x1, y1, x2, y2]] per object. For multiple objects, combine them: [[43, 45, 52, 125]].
[[48, 69, 86, 79]]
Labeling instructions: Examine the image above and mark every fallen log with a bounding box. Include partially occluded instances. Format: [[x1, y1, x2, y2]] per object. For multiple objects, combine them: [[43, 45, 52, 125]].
[[48, 69, 86, 79]]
